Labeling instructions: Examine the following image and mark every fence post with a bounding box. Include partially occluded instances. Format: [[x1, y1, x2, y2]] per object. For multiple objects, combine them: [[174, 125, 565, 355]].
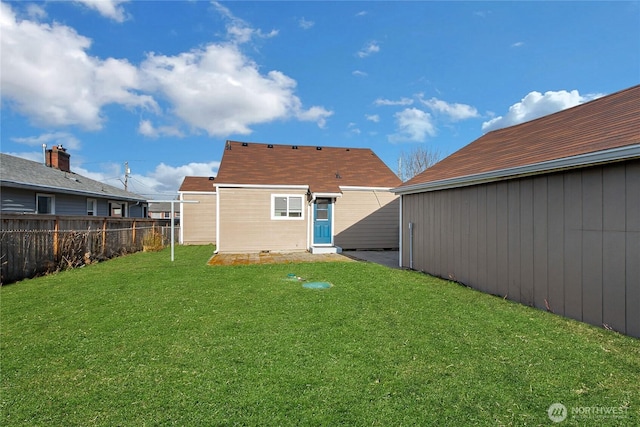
[[102, 218, 107, 254], [53, 217, 60, 261], [132, 219, 137, 247]]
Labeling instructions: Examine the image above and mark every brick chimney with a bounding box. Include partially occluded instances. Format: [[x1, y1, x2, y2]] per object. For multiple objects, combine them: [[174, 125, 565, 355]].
[[46, 145, 71, 172]]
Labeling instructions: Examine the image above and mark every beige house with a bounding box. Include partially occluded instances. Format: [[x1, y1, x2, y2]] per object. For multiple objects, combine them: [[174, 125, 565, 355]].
[[196, 141, 401, 254], [178, 177, 217, 245]]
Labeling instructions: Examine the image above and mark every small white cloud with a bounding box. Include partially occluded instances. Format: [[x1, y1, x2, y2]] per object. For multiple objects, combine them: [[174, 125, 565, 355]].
[[511, 41, 524, 48], [482, 89, 604, 132], [355, 11, 368, 17], [298, 17, 314, 29], [388, 108, 436, 143], [74, 0, 129, 22], [347, 122, 361, 135], [26, 4, 47, 20], [352, 70, 368, 77], [138, 120, 183, 138], [356, 41, 380, 58], [365, 114, 380, 123], [419, 97, 479, 121], [11, 132, 81, 150], [295, 106, 334, 129], [374, 97, 414, 106], [212, 1, 277, 44]]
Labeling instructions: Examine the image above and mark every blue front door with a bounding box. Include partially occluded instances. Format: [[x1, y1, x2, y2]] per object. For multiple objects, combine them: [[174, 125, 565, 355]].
[[313, 198, 332, 244]]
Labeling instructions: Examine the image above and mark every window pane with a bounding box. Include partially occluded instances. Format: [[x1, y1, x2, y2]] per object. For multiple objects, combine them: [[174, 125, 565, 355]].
[[289, 197, 302, 211], [274, 197, 287, 216], [37, 196, 51, 214]]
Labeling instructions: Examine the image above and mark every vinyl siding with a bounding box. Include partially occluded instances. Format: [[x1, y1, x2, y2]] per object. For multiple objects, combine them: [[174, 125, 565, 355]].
[[181, 192, 216, 244], [218, 188, 308, 253], [401, 159, 640, 338], [333, 190, 399, 250]]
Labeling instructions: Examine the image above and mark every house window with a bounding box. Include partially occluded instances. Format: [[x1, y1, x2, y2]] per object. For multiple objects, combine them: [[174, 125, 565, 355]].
[[36, 194, 55, 214], [271, 195, 304, 220], [109, 201, 128, 218], [87, 198, 97, 216]]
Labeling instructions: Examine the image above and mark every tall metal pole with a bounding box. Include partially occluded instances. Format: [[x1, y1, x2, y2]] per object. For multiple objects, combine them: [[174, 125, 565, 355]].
[[170, 201, 175, 261]]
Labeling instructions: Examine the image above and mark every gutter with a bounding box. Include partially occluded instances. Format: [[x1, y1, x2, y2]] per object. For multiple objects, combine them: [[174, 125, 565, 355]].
[[393, 144, 640, 195]]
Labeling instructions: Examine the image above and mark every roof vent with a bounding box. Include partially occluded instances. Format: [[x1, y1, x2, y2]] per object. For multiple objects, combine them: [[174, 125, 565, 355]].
[[242, 142, 248, 147], [346, 148, 350, 151], [268, 144, 274, 148], [208, 177, 215, 181], [316, 146, 322, 150], [292, 145, 298, 149]]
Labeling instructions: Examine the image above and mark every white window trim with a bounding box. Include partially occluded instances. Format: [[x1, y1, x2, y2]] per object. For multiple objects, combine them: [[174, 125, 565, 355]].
[[36, 193, 55, 214], [271, 194, 305, 220], [87, 198, 97, 216]]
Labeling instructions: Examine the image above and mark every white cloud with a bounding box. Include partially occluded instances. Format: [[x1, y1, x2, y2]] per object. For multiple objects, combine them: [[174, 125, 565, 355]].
[[212, 1, 277, 44], [145, 161, 220, 195], [357, 41, 380, 58], [295, 106, 333, 128], [482, 89, 604, 132], [75, 161, 220, 197], [352, 70, 368, 77], [511, 41, 525, 48], [419, 97, 479, 121], [26, 4, 47, 20], [356, 11, 368, 17], [365, 114, 380, 123], [347, 122, 361, 135], [298, 17, 314, 29], [140, 43, 332, 135], [74, 0, 129, 22], [11, 132, 81, 150], [0, 2, 156, 130], [388, 108, 436, 143], [374, 97, 414, 106], [138, 120, 184, 138]]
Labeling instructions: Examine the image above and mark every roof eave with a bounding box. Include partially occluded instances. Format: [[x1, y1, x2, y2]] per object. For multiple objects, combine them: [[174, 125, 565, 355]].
[[0, 180, 147, 202], [393, 144, 640, 195]]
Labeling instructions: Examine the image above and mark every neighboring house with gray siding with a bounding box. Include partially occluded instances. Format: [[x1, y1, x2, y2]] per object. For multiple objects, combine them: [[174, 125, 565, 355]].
[[394, 85, 640, 338], [1, 146, 148, 217], [208, 141, 401, 254]]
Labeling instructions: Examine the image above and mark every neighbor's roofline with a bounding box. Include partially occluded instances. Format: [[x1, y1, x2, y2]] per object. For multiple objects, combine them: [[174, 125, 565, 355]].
[[0, 179, 147, 202], [393, 144, 640, 195]]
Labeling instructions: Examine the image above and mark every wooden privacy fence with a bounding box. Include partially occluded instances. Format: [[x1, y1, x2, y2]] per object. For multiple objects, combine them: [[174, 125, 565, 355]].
[[0, 214, 176, 284]]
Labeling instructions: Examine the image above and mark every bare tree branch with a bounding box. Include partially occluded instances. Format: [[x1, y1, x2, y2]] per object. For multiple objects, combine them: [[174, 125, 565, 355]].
[[397, 144, 442, 181]]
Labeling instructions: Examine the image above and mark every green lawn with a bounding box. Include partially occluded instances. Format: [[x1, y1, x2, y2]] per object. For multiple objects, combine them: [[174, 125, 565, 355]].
[[1, 245, 638, 426]]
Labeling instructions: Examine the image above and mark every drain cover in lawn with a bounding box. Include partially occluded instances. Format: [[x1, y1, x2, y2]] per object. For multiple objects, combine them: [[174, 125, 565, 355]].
[[302, 282, 332, 289]]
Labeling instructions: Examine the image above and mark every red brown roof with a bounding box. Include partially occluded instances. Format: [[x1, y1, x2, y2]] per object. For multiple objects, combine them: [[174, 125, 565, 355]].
[[179, 176, 216, 192], [215, 141, 401, 193], [399, 85, 640, 190]]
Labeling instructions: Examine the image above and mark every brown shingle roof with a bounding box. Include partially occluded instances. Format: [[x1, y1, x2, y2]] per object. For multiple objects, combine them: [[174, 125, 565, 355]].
[[215, 141, 401, 193], [179, 176, 216, 192], [399, 85, 640, 190]]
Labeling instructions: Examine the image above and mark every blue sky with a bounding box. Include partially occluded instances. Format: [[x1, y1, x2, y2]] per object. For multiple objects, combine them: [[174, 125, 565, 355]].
[[2, 1, 638, 198]]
